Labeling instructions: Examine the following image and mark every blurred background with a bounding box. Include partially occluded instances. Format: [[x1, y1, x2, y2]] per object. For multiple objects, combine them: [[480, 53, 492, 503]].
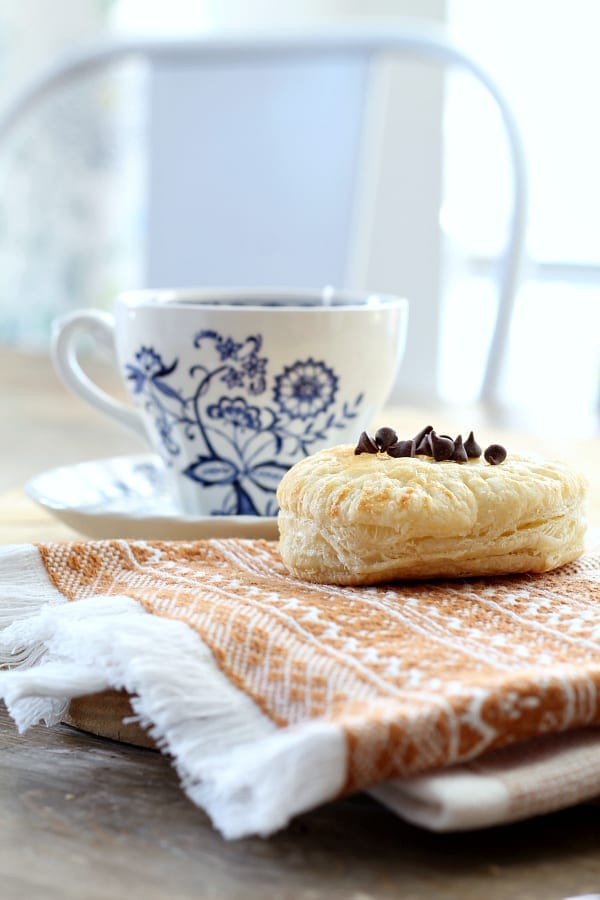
[[0, 0, 598, 434]]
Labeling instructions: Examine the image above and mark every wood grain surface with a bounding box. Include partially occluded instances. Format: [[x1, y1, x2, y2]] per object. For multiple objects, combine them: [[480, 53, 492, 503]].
[[63, 691, 157, 750]]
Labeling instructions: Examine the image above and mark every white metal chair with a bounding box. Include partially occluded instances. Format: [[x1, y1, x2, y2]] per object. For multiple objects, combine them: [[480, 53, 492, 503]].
[[0, 24, 527, 404]]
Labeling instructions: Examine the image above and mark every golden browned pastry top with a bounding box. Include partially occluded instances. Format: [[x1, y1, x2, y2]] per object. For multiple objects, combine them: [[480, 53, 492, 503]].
[[276, 444, 588, 584]]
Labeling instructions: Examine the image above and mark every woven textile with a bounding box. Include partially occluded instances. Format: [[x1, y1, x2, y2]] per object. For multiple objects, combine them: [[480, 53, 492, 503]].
[[1, 538, 600, 837]]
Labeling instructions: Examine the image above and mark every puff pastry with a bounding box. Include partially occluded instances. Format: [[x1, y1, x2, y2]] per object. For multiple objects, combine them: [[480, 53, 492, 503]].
[[276, 444, 587, 584]]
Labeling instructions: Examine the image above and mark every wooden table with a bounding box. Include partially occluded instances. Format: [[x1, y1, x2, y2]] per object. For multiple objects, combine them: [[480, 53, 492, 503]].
[[2, 347, 600, 900]]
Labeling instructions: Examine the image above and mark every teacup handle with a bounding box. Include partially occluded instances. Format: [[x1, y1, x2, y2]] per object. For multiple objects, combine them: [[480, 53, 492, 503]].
[[51, 309, 149, 445]]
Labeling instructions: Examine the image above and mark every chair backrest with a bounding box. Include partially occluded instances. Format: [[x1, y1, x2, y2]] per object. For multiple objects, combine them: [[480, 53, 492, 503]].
[[0, 25, 527, 404], [145, 48, 369, 290]]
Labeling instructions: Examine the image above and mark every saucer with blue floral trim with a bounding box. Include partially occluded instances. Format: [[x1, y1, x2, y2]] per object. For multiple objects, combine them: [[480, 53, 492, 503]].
[[24, 454, 279, 541]]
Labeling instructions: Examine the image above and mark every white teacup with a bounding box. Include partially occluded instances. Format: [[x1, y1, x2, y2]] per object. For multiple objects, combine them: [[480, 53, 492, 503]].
[[51, 287, 408, 517]]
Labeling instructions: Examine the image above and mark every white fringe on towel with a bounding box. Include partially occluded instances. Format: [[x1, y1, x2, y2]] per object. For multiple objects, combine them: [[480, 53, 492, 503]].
[[0, 544, 66, 642], [0, 548, 346, 839]]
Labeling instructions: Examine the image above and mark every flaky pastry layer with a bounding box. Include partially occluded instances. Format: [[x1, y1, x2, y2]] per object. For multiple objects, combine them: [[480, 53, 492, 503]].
[[276, 445, 588, 584]]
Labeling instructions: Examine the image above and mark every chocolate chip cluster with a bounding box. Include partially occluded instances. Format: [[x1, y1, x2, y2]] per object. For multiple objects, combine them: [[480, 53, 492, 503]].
[[354, 425, 507, 465]]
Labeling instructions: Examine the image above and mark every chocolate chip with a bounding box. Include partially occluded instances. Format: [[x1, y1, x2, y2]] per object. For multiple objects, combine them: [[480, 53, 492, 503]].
[[374, 427, 398, 451], [484, 444, 507, 465], [431, 431, 455, 461], [452, 434, 468, 463], [416, 432, 433, 456], [354, 431, 378, 455], [387, 439, 416, 458], [412, 425, 433, 447], [464, 431, 482, 459]]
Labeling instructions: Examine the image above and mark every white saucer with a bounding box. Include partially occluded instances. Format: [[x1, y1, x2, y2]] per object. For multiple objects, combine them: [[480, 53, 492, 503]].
[[25, 454, 279, 541]]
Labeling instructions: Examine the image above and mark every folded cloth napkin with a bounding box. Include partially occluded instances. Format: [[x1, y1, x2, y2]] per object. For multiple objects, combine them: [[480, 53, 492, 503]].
[[0, 538, 599, 839]]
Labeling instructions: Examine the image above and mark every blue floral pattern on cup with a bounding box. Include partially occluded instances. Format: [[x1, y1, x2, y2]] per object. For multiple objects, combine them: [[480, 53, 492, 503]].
[[126, 329, 363, 516]]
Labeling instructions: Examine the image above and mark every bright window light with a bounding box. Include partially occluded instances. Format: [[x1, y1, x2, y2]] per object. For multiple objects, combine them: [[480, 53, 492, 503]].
[[445, 0, 600, 265]]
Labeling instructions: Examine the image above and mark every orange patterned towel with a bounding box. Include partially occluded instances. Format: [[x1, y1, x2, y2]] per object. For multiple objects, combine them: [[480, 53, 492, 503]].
[[1, 538, 600, 838]]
